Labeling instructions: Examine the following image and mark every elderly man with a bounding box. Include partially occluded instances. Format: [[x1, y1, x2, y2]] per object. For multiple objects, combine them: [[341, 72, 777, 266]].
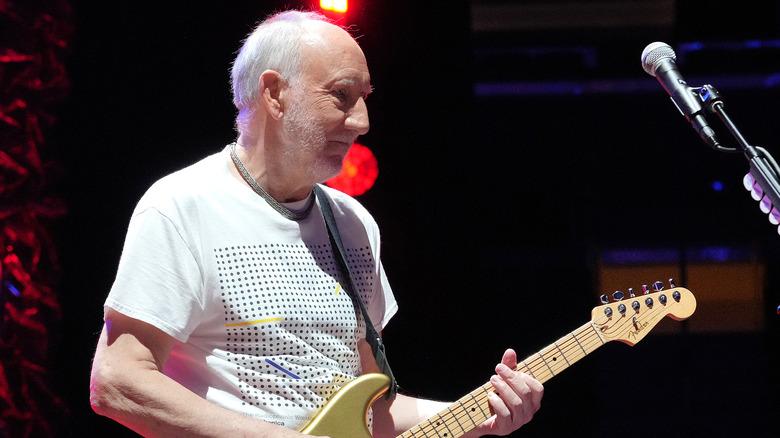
[[89, 10, 543, 438]]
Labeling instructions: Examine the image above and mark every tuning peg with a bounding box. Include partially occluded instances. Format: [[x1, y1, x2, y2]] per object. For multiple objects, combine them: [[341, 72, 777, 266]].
[[668, 278, 676, 288], [613, 291, 625, 301], [659, 294, 668, 305], [628, 288, 636, 298], [632, 300, 641, 312], [652, 281, 664, 291], [642, 284, 650, 295], [600, 294, 609, 304]]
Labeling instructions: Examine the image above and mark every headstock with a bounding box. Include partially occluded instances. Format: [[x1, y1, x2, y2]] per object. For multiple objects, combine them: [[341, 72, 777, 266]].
[[592, 279, 696, 346]]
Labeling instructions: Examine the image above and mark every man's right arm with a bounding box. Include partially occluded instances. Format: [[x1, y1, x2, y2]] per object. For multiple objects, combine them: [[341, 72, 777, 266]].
[[90, 309, 325, 438]]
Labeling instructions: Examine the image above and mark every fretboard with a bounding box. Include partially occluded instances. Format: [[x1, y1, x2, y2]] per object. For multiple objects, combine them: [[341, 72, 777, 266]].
[[397, 321, 606, 438]]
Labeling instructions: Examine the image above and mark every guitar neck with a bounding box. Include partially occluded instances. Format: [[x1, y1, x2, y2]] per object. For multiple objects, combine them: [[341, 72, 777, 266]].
[[397, 321, 605, 438]]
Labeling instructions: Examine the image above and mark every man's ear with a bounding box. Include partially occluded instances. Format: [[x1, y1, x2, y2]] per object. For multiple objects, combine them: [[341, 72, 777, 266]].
[[259, 70, 284, 120]]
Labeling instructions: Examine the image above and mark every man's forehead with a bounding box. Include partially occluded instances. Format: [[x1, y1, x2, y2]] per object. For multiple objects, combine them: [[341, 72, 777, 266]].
[[298, 24, 369, 82]]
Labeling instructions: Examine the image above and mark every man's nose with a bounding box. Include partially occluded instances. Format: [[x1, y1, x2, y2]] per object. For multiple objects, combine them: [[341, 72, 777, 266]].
[[346, 97, 370, 136]]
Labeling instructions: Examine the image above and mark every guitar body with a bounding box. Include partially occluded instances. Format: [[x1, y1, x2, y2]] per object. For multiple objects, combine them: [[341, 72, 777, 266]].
[[300, 373, 391, 437]]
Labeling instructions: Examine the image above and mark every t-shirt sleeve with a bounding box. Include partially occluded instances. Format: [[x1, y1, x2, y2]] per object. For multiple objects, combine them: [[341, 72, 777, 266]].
[[370, 259, 397, 332], [104, 207, 204, 342]]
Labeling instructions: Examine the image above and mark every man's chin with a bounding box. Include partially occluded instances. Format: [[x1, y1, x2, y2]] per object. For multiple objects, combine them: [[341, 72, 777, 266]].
[[328, 140, 354, 153], [314, 158, 347, 184]]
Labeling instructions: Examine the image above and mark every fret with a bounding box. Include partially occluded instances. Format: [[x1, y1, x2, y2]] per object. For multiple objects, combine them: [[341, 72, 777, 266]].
[[558, 337, 582, 364], [396, 322, 610, 438], [436, 413, 454, 437], [399, 325, 618, 437], [538, 352, 555, 376], [447, 407, 465, 435], [572, 330, 588, 355], [465, 399, 482, 426], [521, 360, 536, 379], [398, 323, 624, 438], [554, 341, 571, 366], [398, 322, 606, 438], [400, 425, 420, 438], [415, 420, 438, 438], [456, 399, 479, 428], [541, 345, 567, 374], [467, 392, 488, 427], [420, 418, 440, 438]]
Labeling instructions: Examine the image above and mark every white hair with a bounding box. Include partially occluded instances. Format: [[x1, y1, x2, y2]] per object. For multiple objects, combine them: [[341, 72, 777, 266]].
[[230, 10, 331, 133]]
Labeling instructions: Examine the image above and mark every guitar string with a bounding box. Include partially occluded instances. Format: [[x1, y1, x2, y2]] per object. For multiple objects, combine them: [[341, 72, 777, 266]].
[[454, 293, 686, 437], [521, 295, 678, 384], [520, 324, 603, 382], [425, 334, 598, 437], [412, 306, 642, 437], [409, 295, 680, 438], [414, 326, 605, 438], [408, 344, 599, 437], [430, 322, 644, 437], [401, 295, 685, 437]]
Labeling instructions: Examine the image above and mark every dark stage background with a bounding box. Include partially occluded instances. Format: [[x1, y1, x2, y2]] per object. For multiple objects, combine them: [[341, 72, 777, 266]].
[[29, 0, 780, 436]]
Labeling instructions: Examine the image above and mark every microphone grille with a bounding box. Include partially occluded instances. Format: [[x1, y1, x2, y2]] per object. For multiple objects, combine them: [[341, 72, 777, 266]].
[[641, 42, 676, 77]]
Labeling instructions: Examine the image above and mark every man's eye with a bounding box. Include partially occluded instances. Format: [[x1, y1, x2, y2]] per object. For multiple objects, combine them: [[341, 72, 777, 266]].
[[333, 89, 348, 101]]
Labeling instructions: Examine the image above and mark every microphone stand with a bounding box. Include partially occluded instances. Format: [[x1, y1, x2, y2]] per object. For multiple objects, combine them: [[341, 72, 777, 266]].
[[697, 84, 780, 318], [697, 84, 780, 232]]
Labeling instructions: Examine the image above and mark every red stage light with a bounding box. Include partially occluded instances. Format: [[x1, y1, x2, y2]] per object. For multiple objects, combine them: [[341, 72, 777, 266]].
[[326, 142, 378, 196], [320, 0, 347, 13]]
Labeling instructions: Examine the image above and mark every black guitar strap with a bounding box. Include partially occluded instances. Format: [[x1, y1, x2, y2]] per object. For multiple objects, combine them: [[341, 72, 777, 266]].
[[314, 184, 398, 399]]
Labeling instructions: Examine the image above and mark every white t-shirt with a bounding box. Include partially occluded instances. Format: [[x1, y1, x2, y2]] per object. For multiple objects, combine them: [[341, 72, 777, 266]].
[[105, 146, 398, 430]]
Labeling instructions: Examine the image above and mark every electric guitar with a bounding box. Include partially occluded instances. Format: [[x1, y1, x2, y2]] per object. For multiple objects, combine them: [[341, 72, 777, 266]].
[[301, 283, 696, 437]]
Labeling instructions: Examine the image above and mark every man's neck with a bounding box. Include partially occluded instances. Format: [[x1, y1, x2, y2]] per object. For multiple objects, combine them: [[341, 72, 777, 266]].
[[229, 137, 314, 203]]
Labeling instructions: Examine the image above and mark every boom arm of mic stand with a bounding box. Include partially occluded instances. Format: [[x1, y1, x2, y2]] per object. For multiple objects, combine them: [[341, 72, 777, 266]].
[[705, 89, 780, 230]]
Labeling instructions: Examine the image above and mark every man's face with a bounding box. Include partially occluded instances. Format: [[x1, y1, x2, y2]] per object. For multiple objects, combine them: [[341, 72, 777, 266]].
[[280, 23, 371, 183]]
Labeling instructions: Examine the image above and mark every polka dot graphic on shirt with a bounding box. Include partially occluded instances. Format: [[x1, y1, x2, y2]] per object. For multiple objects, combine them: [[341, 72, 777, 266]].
[[214, 242, 377, 411]]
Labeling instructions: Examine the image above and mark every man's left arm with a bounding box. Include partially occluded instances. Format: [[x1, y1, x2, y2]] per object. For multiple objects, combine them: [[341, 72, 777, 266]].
[[365, 347, 544, 438]]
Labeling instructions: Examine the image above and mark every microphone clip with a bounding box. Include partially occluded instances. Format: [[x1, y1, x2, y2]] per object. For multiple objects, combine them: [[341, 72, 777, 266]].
[[698, 84, 725, 114]]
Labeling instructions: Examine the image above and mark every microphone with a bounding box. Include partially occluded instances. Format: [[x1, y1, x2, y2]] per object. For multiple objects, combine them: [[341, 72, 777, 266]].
[[641, 42, 721, 148]]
